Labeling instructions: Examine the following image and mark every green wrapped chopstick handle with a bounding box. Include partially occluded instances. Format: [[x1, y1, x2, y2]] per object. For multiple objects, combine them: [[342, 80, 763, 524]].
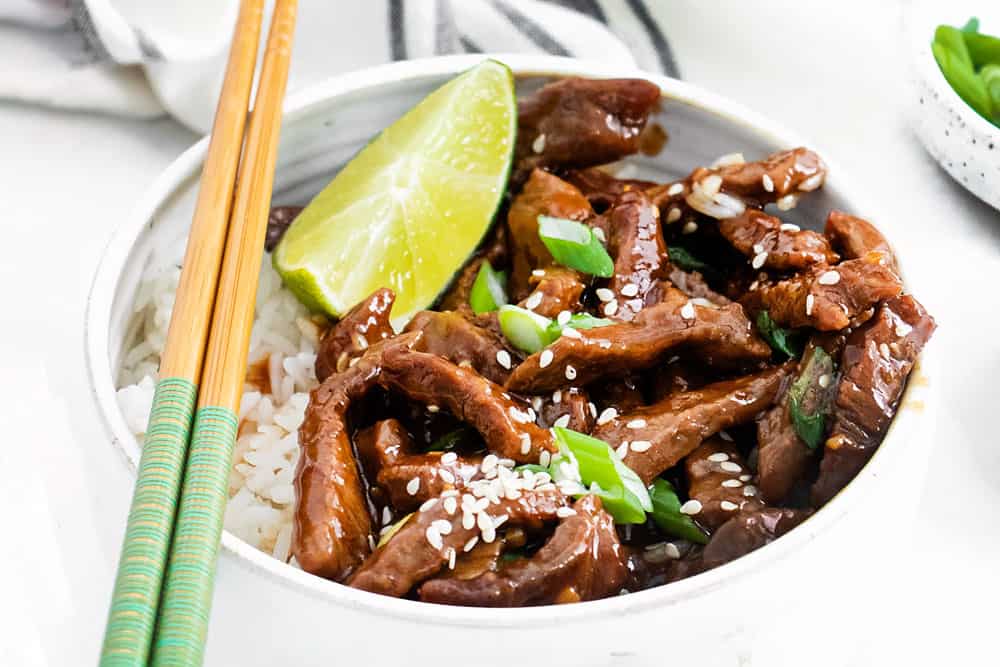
[[100, 377, 198, 667], [150, 406, 239, 666]]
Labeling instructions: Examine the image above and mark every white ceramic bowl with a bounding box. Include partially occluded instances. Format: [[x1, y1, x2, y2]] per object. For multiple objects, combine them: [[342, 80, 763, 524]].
[[906, 0, 1000, 211], [87, 55, 937, 666]]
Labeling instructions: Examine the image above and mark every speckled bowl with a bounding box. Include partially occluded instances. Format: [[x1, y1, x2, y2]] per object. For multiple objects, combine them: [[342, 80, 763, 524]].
[[906, 0, 1000, 210], [87, 55, 938, 666]]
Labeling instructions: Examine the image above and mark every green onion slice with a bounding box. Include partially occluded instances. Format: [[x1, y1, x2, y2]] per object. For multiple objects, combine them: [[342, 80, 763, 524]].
[[545, 313, 613, 339], [648, 479, 709, 544], [469, 260, 508, 315], [551, 426, 652, 524], [756, 310, 802, 358], [497, 305, 557, 354], [537, 215, 614, 277], [427, 426, 477, 452], [667, 245, 712, 274], [788, 346, 836, 449]]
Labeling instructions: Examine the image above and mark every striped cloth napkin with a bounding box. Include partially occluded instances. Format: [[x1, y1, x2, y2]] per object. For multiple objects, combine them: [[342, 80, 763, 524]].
[[0, 0, 678, 132]]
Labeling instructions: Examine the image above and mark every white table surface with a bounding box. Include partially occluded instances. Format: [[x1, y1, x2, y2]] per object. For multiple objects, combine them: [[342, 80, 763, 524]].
[[1, 1, 995, 665]]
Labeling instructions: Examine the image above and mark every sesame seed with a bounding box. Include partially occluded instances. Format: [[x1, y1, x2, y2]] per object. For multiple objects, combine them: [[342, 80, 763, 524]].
[[722, 479, 743, 488], [667, 182, 685, 196], [561, 326, 582, 339], [895, 321, 912, 337], [762, 174, 775, 192], [630, 440, 652, 452], [682, 221, 698, 234], [799, 173, 824, 191], [553, 414, 571, 428], [720, 500, 739, 511], [355, 334, 369, 350], [743, 485, 758, 497], [588, 402, 597, 418], [603, 300, 619, 316], [539, 349, 554, 368], [818, 374, 831, 388], [718, 430, 734, 442], [496, 349, 512, 369], [462, 511, 476, 530], [431, 519, 453, 535], [879, 343, 891, 360], [805, 294, 815, 316], [680, 301, 696, 320], [701, 174, 723, 196], [707, 452, 730, 462], [665, 543, 681, 559], [493, 514, 509, 529], [776, 194, 798, 210], [463, 536, 479, 552], [539, 450, 552, 467], [598, 340, 612, 349], [447, 547, 457, 569], [739, 474, 752, 482], [751, 252, 768, 269], [597, 407, 618, 426], [427, 404, 440, 413], [481, 454, 498, 473], [596, 288, 614, 302], [441, 451, 458, 464], [666, 207, 682, 223], [679, 499, 703, 515], [420, 498, 438, 512], [557, 310, 571, 326], [621, 283, 639, 297], [406, 477, 421, 496], [520, 434, 532, 455], [443, 496, 458, 515], [439, 469, 456, 485], [532, 133, 546, 153], [382, 506, 393, 524], [780, 222, 800, 231], [627, 419, 647, 429], [556, 507, 577, 518], [479, 517, 496, 543], [426, 526, 443, 550], [593, 227, 607, 243], [720, 461, 742, 473], [817, 270, 840, 285], [368, 534, 376, 551], [565, 365, 577, 380], [616, 442, 630, 459], [498, 458, 516, 468], [531, 396, 543, 412], [524, 292, 543, 311], [532, 269, 546, 277]]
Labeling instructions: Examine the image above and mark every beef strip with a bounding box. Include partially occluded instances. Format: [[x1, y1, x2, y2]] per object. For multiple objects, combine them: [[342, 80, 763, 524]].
[[684, 438, 764, 531], [647, 358, 711, 401], [377, 452, 485, 512], [604, 190, 669, 321], [379, 343, 556, 462], [507, 169, 593, 298], [697, 508, 810, 571], [348, 488, 567, 597], [824, 210, 898, 274], [418, 495, 628, 606], [514, 77, 661, 179], [293, 334, 418, 580], [741, 254, 902, 331], [811, 295, 935, 505], [518, 266, 587, 319], [404, 310, 517, 384], [314, 288, 396, 383], [265, 205, 303, 252], [536, 387, 593, 432], [564, 167, 657, 211], [506, 288, 771, 393], [589, 375, 645, 414], [718, 209, 838, 271], [667, 266, 732, 306], [594, 364, 791, 484]]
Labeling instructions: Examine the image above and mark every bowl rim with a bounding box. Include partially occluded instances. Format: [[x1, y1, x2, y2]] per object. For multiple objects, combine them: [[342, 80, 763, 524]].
[[85, 53, 937, 626]]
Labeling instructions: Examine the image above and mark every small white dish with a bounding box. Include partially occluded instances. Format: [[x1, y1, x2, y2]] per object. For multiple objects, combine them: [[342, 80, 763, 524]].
[[906, 0, 1000, 210]]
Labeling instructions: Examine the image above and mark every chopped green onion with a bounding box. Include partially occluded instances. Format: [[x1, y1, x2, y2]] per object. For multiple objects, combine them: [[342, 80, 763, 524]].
[[377, 512, 413, 547], [544, 312, 613, 339], [537, 215, 614, 277], [933, 32, 994, 121], [667, 245, 712, 274], [551, 427, 652, 524], [648, 479, 709, 544], [981, 64, 1000, 115], [469, 260, 508, 315], [961, 17, 980, 34], [514, 463, 550, 475], [497, 305, 557, 353], [788, 346, 836, 449], [964, 29, 1000, 69], [499, 551, 526, 563], [756, 310, 802, 358], [936, 25, 975, 69], [427, 426, 477, 452]]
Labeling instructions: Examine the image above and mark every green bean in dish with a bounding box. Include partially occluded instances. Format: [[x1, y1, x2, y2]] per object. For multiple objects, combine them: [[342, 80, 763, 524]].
[[117, 67, 937, 607], [932, 17, 1000, 126]]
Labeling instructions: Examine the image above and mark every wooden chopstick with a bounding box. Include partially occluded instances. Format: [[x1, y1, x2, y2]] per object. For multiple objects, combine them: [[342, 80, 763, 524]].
[[100, 1, 264, 664], [149, 1, 298, 664]]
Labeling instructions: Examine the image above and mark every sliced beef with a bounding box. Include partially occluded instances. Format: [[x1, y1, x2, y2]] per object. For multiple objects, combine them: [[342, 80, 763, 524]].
[[515, 77, 661, 178], [825, 210, 898, 274], [293, 334, 418, 580], [315, 288, 396, 382], [536, 387, 593, 432], [697, 508, 810, 571], [718, 209, 838, 271], [688, 148, 827, 213], [404, 310, 517, 384], [564, 167, 657, 211], [590, 375, 645, 414], [518, 266, 587, 319], [265, 205, 303, 252], [506, 289, 770, 393], [348, 488, 567, 597], [684, 438, 764, 531], [380, 343, 556, 462], [418, 495, 627, 606], [594, 364, 791, 484], [377, 452, 485, 512], [647, 359, 710, 401], [604, 190, 669, 321], [811, 295, 935, 505], [507, 169, 593, 298], [741, 254, 902, 331], [667, 265, 732, 306]]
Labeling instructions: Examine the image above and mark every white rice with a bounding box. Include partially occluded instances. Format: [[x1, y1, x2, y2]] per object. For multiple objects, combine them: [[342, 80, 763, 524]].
[[116, 255, 318, 563]]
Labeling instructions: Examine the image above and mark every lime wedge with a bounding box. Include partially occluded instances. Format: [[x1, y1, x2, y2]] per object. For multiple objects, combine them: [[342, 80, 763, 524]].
[[273, 60, 516, 326]]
